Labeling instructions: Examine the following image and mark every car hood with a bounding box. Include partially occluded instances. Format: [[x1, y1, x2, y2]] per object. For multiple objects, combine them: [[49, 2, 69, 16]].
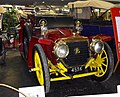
[[45, 28, 74, 42]]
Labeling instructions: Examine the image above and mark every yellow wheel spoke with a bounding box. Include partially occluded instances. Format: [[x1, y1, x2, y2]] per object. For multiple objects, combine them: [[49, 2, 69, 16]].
[[102, 56, 107, 60], [102, 63, 107, 67], [97, 67, 100, 71], [100, 66, 104, 73], [96, 67, 100, 76]]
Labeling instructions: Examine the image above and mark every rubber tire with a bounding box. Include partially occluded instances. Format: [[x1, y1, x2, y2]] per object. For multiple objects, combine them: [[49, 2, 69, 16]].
[[92, 42, 114, 82], [23, 33, 29, 61], [23, 23, 32, 60], [24, 23, 32, 41], [107, 39, 117, 69], [33, 44, 50, 93]]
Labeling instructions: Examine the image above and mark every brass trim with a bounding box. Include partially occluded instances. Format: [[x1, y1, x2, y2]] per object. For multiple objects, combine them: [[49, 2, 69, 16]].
[[60, 36, 89, 42]]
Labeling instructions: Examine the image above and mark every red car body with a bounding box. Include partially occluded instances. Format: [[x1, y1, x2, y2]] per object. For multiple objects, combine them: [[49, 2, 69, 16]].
[[19, 16, 113, 68], [18, 14, 115, 93]]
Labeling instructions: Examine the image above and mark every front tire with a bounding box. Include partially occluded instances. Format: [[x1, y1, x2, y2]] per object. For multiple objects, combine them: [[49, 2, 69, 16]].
[[33, 44, 50, 93], [93, 42, 114, 82]]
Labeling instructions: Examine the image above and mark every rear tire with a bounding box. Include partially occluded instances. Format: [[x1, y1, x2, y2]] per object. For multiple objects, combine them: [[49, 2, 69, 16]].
[[22, 23, 32, 61], [23, 34, 29, 60], [0, 42, 6, 65]]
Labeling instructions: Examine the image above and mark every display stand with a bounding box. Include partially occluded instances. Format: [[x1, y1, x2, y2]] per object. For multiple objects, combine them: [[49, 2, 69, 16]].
[[111, 8, 120, 71]]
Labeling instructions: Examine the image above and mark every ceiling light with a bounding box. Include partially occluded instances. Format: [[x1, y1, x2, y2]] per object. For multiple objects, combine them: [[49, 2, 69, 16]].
[[42, 1, 45, 4]]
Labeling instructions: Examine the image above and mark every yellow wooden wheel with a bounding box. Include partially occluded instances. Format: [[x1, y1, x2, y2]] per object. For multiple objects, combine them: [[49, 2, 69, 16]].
[[95, 50, 108, 77], [34, 50, 44, 85], [33, 44, 50, 93], [93, 42, 114, 82]]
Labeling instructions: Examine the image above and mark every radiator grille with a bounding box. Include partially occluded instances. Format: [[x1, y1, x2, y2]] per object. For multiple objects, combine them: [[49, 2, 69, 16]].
[[63, 41, 89, 67]]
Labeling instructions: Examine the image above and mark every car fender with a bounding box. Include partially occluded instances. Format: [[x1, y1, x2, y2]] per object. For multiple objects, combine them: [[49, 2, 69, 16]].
[[28, 36, 56, 68], [90, 34, 114, 42]]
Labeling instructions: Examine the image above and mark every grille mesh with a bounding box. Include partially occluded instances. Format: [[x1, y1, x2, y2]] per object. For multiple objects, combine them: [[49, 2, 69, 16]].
[[63, 41, 89, 67]]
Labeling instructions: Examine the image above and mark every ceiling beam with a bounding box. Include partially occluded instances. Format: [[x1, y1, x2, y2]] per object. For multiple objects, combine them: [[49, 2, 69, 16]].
[[0, 0, 75, 5]]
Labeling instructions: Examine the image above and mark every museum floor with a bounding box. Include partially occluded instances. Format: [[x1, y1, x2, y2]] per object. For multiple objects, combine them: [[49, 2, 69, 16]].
[[0, 49, 120, 97]]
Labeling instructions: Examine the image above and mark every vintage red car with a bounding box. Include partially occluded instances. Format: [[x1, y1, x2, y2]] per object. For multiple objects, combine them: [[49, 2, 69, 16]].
[[19, 13, 114, 93]]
